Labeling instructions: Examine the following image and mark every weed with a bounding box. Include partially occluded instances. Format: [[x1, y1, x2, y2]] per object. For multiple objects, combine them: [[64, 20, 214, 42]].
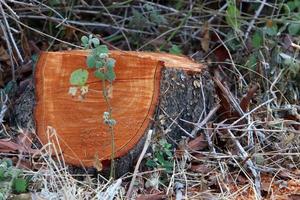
[[69, 34, 117, 178], [0, 159, 28, 199], [146, 139, 174, 174], [223, 0, 300, 103]]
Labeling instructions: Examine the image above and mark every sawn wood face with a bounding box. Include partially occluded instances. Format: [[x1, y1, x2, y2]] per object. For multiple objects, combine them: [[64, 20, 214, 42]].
[[35, 50, 203, 166]]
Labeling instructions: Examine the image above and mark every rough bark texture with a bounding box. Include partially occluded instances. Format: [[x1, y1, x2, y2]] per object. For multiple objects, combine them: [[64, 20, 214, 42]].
[[157, 68, 215, 143], [14, 51, 215, 178], [15, 80, 35, 131]]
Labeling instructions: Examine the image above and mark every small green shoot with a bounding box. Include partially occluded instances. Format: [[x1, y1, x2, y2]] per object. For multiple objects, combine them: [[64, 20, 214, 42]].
[[146, 139, 174, 173], [226, 1, 241, 31], [69, 34, 117, 178]]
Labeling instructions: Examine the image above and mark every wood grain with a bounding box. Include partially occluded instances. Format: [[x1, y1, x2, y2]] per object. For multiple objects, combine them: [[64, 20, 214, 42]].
[[34, 50, 203, 166]]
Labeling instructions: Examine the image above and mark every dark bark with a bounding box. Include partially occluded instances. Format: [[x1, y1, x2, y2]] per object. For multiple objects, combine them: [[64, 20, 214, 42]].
[[14, 67, 215, 178]]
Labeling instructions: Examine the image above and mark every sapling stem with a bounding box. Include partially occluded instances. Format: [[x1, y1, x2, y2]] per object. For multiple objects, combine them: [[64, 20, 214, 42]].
[[102, 79, 115, 179], [70, 35, 117, 179]]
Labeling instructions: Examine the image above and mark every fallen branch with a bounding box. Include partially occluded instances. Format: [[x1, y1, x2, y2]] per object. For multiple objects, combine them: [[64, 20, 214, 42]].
[[126, 130, 153, 199], [227, 129, 261, 198]]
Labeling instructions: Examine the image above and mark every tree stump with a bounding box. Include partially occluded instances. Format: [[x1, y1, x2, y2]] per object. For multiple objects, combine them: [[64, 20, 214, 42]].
[[16, 50, 215, 177]]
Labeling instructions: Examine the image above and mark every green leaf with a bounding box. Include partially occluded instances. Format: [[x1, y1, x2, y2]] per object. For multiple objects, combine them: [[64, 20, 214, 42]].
[[93, 45, 109, 55], [50, 0, 61, 6], [287, 1, 296, 11], [70, 69, 89, 86], [96, 60, 104, 68], [106, 58, 116, 69], [87, 55, 96, 68], [0, 167, 5, 180], [13, 178, 27, 193], [164, 143, 172, 149], [146, 159, 157, 168], [288, 23, 300, 35], [3, 159, 12, 168], [251, 31, 263, 48], [68, 86, 78, 96], [105, 69, 116, 81], [91, 38, 100, 47], [129, 9, 147, 29], [226, 4, 241, 30], [264, 22, 278, 36], [94, 70, 105, 80], [0, 192, 4, 200], [8, 168, 21, 177], [161, 160, 173, 169], [169, 45, 182, 55], [81, 36, 89, 46], [156, 152, 165, 164], [225, 31, 240, 51], [165, 150, 173, 158], [246, 54, 257, 69], [149, 11, 167, 25]]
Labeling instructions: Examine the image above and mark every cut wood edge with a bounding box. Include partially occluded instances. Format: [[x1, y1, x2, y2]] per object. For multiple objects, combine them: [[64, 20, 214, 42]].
[[43, 50, 204, 72], [34, 50, 204, 167]]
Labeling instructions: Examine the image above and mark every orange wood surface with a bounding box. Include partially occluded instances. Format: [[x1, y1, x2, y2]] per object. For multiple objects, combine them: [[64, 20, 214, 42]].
[[35, 50, 203, 167]]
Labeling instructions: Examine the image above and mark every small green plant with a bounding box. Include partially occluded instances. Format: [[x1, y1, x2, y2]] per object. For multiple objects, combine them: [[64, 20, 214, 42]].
[[169, 44, 182, 55], [0, 159, 28, 199], [146, 139, 174, 173], [225, 0, 241, 31], [69, 34, 117, 178]]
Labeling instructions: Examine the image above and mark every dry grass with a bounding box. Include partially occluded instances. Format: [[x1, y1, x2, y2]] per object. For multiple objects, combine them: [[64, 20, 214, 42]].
[[0, 1, 299, 199]]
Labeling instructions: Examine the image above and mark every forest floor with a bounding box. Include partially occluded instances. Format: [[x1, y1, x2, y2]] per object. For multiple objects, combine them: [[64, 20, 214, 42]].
[[0, 1, 300, 199]]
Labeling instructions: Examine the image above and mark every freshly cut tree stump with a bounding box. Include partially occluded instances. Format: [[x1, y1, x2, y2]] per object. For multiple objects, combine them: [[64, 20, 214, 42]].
[[17, 50, 214, 176]]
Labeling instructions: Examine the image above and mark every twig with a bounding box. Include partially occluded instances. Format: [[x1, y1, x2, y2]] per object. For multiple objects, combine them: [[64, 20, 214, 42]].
[[137, 27, 177, 50], [160, 108, 195, 139], [213, 77, 245, 117], [227, 129, 261, 198], [126, 130, 153, 199], [0, 1, 23, 62], [175, 182, 184, 200], [212, 30, 248, 86], [269, 69, 283, 108], [98, 179, 122, 200], [228, 98, 275, 128], [0, 21, 15, 80], [244, 0, 266, 40], [291, 42, 300, 50], [138, 0, 198, 22], [0, 90, 8, 124], [7, 16, 82, 48], [189, 104, 220, 137], [193, 3, 227, 37], [208, 3, 227, 23], [17, 15, 154, 35], [1, 0, 18, 18], [96, 0, 132, 50]]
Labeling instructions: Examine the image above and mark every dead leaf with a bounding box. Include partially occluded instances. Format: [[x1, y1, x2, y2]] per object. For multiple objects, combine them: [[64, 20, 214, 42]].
[[93, 152, 103, 172], [240, 84, 259, 112], [8, 193, 32, 200], [136, 193, 166, 200], [261, 180, 272, 192], [107, 84, 113, 99], [237, 175, 248, 184], [187, 133, 208, 151], [289, 194, 300, 200], [192, 153, 205, 160], [0, 45, 10, 61], [190, 164, 211, 174], [17, 130, 34, 151], [201, 22, 210, 53], [11, 157, 33, 170], [0, 134, 39, 154]]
